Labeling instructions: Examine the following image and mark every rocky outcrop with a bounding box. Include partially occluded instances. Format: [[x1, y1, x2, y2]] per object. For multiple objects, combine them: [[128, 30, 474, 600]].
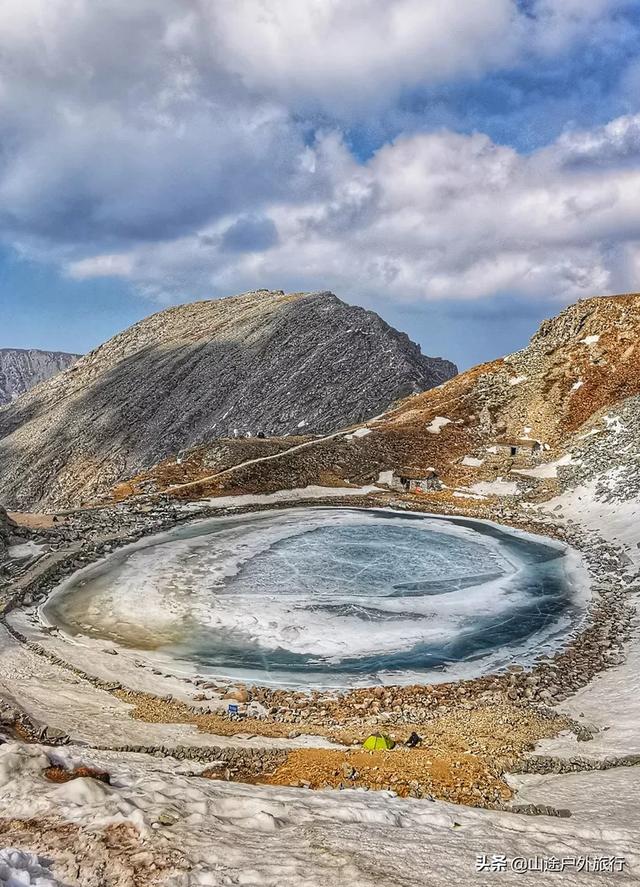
[[0, 290, 455, 509], [0, 506, 13, 564], [0, 349, 79, 406]]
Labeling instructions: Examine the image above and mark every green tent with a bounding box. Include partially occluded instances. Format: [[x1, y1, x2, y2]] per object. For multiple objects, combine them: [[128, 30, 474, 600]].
[[363, 733, 395, 750]]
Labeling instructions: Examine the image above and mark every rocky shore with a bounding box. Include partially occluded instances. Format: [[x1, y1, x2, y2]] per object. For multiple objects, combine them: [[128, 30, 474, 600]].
[[1, 492, 637, 812]]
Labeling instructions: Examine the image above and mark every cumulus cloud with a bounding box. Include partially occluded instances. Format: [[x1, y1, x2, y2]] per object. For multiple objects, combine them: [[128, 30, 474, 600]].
[[0, 2, 311, 246], [1, 0, 640, 310], [202, 0, 519, 115], [68, 116, 640, 304]]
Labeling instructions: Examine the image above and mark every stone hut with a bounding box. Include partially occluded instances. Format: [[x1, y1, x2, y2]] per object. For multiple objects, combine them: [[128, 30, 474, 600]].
[[390, 468, 442, 493], [488, 437, 543, 468]]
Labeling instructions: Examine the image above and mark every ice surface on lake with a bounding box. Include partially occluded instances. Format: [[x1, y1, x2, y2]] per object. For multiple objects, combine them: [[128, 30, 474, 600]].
[[44, 508, 584, 687]]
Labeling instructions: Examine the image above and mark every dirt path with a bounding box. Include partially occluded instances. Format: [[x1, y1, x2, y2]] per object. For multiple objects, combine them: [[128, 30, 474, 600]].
[[163, 425, 364, 497]]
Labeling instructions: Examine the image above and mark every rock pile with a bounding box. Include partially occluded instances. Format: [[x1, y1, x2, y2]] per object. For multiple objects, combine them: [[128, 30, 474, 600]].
[[559, 394, 640, 502]]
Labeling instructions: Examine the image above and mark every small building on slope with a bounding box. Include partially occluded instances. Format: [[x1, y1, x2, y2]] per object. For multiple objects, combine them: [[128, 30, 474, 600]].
[[389, 467, 442, 494], [487, 437, 543, 468]]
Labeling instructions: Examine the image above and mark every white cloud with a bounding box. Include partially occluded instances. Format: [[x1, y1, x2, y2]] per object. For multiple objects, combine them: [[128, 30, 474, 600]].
[[68, 116, 640, 304], [68, 253, 134, 279], [198, 0, 631, 115], [0, 0, 637, 310], [202, 0, 519, 115]]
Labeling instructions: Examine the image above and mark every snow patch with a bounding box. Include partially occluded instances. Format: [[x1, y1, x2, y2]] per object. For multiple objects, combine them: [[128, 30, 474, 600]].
[[183, 485, 379, 512], [512, 453, 574, 479], [461, 456, 484, 467], [603, 415, 624, 434], [469, 478, 519, 496], [0, 745, 49, 788], [2, 737, 635, 886], [426, 416, 451, 434], [542, 476, 640, 565], [0, 849, 62, 887], [7, 541, 43, 561], [345, 427, 372, 440], [508, 375, 527, 386], [453, 490, 487, 501], [580, 334, 600, 346]]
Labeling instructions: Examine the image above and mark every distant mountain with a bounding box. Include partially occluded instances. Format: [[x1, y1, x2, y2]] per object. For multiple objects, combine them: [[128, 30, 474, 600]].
[[0, 348, 79, 406], [0, 290, 456, 509]]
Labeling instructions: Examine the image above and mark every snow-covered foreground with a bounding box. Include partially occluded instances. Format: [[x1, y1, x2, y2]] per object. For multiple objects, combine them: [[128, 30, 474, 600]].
[[0, 741, 638, 886], [511, 482, 640, 764], [2, 489, 640, 884]]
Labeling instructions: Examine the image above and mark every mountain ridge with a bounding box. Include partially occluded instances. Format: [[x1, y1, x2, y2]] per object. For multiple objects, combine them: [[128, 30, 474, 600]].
[[0, 347, 79, 406], [0, 289, 456, 509], [111, 292, 640, 508]]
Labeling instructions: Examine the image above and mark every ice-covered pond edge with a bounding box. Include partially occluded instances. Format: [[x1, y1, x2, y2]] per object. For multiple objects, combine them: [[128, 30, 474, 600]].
[[32, 506, 592, 690]]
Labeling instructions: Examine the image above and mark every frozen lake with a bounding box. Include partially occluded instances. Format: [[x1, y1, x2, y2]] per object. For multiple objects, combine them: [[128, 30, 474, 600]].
[[43, 508, 587, 687]]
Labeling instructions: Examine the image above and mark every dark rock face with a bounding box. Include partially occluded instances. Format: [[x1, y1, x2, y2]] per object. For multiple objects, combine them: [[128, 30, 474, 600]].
[[0, 506, 12, 563], [0, 348, 79, 406], [0, 290, 455, 509]]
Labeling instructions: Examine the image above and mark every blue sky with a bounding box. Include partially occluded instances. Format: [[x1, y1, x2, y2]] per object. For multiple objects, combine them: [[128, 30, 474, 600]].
[[1, 1, 640, 369]]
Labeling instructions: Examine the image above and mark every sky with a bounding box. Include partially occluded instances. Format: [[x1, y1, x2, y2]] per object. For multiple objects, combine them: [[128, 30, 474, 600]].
[[1, 1, 640, 369]]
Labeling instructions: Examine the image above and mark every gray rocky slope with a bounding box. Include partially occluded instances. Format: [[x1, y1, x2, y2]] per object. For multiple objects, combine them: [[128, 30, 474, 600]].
[[0, 348, 79, 406], [0, 289, 456, 510], [0, 507, 10, 562]]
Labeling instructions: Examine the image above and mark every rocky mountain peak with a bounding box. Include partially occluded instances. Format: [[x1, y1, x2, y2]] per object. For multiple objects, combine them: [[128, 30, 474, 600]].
[[0, 289, 456, 509], [0, 348, 79, 406]]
